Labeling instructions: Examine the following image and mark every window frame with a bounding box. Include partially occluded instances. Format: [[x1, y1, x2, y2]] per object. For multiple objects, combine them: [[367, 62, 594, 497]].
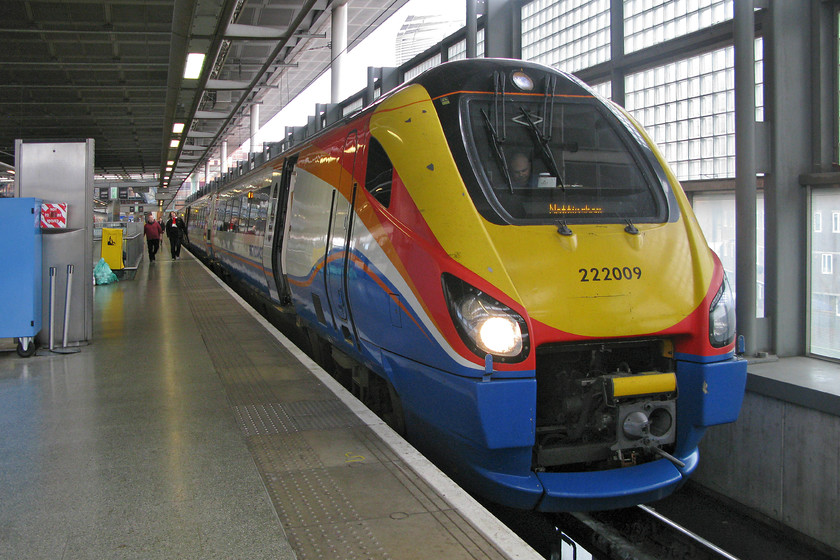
[[822, 253, 834, 275]]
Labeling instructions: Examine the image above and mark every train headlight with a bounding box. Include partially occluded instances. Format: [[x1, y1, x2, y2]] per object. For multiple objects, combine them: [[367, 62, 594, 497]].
[[442, 273, 529, 361], [709, 274, 736, 348]]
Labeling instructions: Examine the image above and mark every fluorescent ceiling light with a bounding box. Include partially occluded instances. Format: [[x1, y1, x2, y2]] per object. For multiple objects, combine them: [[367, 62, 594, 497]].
[[170, 139, 180, 148], [184, 53, 205, 79], [172, 123, 184, 134], [167, 160, 174, 166]]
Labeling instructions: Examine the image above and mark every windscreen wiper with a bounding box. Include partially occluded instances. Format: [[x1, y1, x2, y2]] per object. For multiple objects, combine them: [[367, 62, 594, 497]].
[[518, 106, 565, 190], [481, 108, 514, 193]]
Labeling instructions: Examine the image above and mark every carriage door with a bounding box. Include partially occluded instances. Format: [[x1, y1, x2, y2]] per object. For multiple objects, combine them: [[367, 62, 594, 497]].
[[325, 131, 359, 342], [268, 156, 297, 306]]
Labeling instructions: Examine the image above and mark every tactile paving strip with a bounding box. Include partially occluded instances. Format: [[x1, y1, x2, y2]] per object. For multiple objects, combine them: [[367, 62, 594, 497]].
[[283, 399, 364, 431], [232, 403, 298, 436], [287, 520, 389, 560], [181, 268, 392, 559]]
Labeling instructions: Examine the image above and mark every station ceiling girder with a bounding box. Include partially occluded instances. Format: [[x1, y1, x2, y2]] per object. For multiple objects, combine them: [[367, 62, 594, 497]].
[[0, 0, 407, 208]]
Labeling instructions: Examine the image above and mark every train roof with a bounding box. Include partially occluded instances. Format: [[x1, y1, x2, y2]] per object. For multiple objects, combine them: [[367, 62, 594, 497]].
[[407, 58, 593, 100]]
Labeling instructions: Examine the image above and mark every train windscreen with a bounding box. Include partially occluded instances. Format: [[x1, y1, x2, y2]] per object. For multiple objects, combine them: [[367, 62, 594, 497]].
[[463, 96, 669, 225]]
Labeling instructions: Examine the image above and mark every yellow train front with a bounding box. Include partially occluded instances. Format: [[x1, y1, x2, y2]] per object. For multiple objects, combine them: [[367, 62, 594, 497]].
[[341, 59, 747, 512]]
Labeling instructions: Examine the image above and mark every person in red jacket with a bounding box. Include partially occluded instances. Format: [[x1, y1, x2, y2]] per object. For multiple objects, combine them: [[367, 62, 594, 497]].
[[143, 214, 163, 262]]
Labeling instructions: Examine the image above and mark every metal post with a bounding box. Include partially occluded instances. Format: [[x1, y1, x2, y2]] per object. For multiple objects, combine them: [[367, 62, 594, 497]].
[[62, 264, 74, 348], [48, 267, 56, 350], [735, 0, 757, 356], [221, 141, 228, 175]]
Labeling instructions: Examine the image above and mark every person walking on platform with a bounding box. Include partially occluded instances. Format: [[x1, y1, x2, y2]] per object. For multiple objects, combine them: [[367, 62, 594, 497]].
[[165, 211, 187, 260], [143, 214, 163, 262]]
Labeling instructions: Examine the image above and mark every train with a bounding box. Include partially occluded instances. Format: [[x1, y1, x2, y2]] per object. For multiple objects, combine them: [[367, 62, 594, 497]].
[[183, 58, 748, 512]]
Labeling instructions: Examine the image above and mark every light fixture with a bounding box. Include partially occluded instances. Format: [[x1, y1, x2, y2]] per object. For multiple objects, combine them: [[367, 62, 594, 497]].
[[170, 139, 180, 148], [511, 70, 535, 91], [172, 123, 184, 134], [167, 160, 174, 166], [184, 53, 205, 79]]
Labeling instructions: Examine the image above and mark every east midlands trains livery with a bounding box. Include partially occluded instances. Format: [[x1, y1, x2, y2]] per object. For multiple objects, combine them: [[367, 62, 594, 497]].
[[184, 59, 747, 512]]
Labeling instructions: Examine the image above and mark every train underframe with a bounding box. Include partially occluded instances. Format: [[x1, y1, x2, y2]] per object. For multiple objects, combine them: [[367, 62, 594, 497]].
[[534, 338, 679, 474]]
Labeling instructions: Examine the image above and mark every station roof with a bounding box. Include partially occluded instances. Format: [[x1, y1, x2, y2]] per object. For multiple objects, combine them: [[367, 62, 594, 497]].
[[0, 0, 406, 209]]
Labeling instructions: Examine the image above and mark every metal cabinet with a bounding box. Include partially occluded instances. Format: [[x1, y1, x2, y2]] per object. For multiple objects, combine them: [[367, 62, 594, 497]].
[[0, 198, 42, 356]]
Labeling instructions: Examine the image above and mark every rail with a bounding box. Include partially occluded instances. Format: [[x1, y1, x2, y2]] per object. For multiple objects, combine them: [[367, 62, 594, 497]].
[[549, 506, 744, 560]]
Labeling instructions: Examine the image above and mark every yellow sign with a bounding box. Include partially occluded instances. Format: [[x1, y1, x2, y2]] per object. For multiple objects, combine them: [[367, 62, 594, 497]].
[[101, 227, 124, 270]]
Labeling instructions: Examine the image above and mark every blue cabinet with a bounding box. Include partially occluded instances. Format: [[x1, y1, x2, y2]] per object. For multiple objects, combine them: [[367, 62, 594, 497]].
[[0, 198, 42, 355]]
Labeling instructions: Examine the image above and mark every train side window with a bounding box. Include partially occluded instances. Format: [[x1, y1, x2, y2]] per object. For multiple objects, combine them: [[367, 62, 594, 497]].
[[228, 196, 242, 231], [253, 186, 270, 235], [216, 199, 229, 231], [241, 194, 253, 232], [365, 137, 393, 208]]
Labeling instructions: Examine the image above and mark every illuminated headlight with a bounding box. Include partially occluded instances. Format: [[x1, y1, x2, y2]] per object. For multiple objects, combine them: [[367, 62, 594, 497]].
[[709, 274, 736, 348], [442, 273, 529, 361], [511, 70, 535, 92]]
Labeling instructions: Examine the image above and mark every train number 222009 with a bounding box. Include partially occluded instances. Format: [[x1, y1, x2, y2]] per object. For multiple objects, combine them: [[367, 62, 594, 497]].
[[579, 266, 642, 282]]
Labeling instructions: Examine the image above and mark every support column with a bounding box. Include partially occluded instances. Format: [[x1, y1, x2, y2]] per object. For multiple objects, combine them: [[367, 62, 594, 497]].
[[250, 104, 260, 153], [764, 1, 810, 356], [484, 0, 518, 59], [221, 141, 228, 175], [331, 0, 348, 104], [734, 0, 757, 356], [466, 0, 478, 59], [609, 0, 625, 106]]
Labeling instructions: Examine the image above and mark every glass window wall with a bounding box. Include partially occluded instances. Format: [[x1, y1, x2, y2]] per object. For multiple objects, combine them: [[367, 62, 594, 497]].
[[624, 0, 733, 54], [692, 192, 764, 318], [521, 0, 610, 74], [625, 40, 763, 182], [810, 190, 840, 359]]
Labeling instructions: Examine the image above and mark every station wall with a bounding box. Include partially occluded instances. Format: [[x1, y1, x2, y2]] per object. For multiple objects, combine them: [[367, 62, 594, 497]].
[[693, 390, 840, 555]]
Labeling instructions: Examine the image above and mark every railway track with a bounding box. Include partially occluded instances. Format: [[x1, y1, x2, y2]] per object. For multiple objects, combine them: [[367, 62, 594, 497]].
[[554, 504, 741, 560]]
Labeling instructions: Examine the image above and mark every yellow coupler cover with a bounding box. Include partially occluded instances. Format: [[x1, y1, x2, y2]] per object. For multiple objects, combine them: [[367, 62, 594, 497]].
[[609, 373, 677, 399], [101, 227, 124, 270]]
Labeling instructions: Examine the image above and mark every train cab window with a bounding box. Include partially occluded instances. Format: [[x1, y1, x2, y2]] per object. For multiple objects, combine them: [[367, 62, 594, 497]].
[[364, 137, 393, 208], [463, 96, 671, 225]]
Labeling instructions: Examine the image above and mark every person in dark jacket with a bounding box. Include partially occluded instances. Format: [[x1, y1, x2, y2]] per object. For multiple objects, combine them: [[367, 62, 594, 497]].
[[143, 214, 163, 262], [165, 211, 187, 259]]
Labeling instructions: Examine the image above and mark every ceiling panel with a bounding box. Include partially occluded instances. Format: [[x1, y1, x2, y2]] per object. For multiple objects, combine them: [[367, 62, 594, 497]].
[[0, 0, 407, 208]]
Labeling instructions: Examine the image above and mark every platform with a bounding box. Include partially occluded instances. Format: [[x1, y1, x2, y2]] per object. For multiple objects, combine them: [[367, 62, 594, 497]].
[[0, 250, 539, 559]]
